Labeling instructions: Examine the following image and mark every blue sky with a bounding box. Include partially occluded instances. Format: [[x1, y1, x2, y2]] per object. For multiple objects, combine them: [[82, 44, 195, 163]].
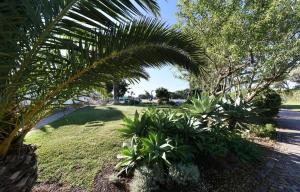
[[129, 0, 189, 96]]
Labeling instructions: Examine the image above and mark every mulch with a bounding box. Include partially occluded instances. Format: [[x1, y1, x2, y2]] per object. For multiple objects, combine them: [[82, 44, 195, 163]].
[[33, 182, 85, 192], [93, 164, 129, 192]]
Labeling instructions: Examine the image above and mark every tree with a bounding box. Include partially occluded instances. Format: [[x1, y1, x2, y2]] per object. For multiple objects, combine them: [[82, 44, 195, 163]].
[[0, 0, 207, 190], [289, 67, 300, 84], [139, 90, 153, 100], [177, 0, 300, 101], [138, 94, 148, 99], [106, 80, 130, 102], [155, 87, 170, 102], [170, 89, 188, 99]]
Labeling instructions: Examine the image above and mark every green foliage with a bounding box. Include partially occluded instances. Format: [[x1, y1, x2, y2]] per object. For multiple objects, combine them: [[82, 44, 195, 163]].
[[119, 111, 148, 137], [200, 128, 263, 161], [184, 94, 256, 130], [117, 108, 200, 174], [117, 101, 263, 177], [228, 134, 263, 162], [116, 98, 264, 191], [177, 0, 300, 99], [199, 128, 229, 158], [219, 96, 255, 129], [250, 124, 276, 138], [183, 92, 221, 128], [168, 163, 200, 187], [141, 132, 174, 167], [170, 89, 188, 99], [289, 67, 300, 84], [0, 0, 207, 155], [156, 87, 170, 103], [252, 89, 282, 117], [139, 94, 149, 99], [105, 80, 130, 97], [187, 92, 220, 116], [116, 137, 142, 175], [127, 99, 141, 105]]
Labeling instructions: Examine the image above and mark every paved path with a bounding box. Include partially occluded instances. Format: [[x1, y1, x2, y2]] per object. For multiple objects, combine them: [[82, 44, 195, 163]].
[[34, 107, 76, 129], [257, 110, 300, 192]]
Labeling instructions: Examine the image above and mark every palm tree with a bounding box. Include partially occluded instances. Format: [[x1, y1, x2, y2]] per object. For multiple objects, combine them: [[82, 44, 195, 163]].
[[0, 0, 206, 191]]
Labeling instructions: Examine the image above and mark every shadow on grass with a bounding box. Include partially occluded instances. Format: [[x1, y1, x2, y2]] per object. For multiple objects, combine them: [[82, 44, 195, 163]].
[[40, 106, 125, 131]]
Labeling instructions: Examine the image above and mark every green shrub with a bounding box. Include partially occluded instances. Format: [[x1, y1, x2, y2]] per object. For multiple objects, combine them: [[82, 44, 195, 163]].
[[130, 166, 163, 192], [227, 134, 263, 162], [200, 128, 229, 158], [168, 163, 200, 186], [116, 104, 263, 184], [250, 124, 276, 138], [117, 109, 203, 174], [200, 128, 263, 162], [252, 89, 282, 117]]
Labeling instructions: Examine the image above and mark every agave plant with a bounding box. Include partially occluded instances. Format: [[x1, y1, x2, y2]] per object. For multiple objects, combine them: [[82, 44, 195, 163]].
[[0, 0, 207, 190], [116, 136, 142, 175], [184, 92, 221, 127], [219, 96, 255, 130], [119, 110, 150, 138]]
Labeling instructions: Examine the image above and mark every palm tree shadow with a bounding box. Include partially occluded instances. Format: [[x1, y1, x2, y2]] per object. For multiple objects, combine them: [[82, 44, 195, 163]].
[[40, 106, 125, 132]]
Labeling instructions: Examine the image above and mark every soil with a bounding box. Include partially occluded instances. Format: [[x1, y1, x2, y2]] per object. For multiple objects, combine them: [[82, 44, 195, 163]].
[[93, 164, 130, 192], [33, 182, 85, 192]]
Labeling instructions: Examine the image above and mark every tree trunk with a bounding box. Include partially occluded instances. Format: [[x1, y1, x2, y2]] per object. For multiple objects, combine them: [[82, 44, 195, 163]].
[[0, 144, 38, 192], [113, 82, 119, 104]]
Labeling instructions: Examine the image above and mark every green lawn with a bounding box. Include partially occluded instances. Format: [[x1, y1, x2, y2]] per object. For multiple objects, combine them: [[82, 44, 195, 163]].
[[281, 89, 300, 111], [281, 103, 300, 112], [25, 105, 145, 191]]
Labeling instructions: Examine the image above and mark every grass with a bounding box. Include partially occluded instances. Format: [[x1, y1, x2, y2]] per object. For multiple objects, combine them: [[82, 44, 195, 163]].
[[280, 89, 300, 112], [25, 105, 145, 191], [281, 99, 300, 112], [281, 104, 300, 112]]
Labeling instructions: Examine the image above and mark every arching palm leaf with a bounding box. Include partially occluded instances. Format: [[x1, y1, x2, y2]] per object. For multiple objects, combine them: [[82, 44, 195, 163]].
[[0, 1, 207, 157]]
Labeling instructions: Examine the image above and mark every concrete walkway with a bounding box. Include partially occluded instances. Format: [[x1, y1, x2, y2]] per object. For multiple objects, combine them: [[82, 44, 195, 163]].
[[257, 110, 300, 192], [34, 107, 77, 129]]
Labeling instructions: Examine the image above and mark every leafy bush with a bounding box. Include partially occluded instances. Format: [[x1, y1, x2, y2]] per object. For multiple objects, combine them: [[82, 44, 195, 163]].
[[130, 166, 163, 192], [127, 99, 141, 105], [116, 94, 264, 190], [227, 134, 263, 162], [252, 89, 282, 117], [117, 109, 203, 174], [250, 124, 276, 138], [168, 163, 200, 186], [117, 106, 262, 175], [200, 127, 263, 161], [199, 128, 229, 158]]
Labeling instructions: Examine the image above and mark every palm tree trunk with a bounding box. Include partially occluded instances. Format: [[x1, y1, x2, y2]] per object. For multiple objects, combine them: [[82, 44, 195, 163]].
[[113, 82, 119, 104], [0, 144, 38, 192]]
